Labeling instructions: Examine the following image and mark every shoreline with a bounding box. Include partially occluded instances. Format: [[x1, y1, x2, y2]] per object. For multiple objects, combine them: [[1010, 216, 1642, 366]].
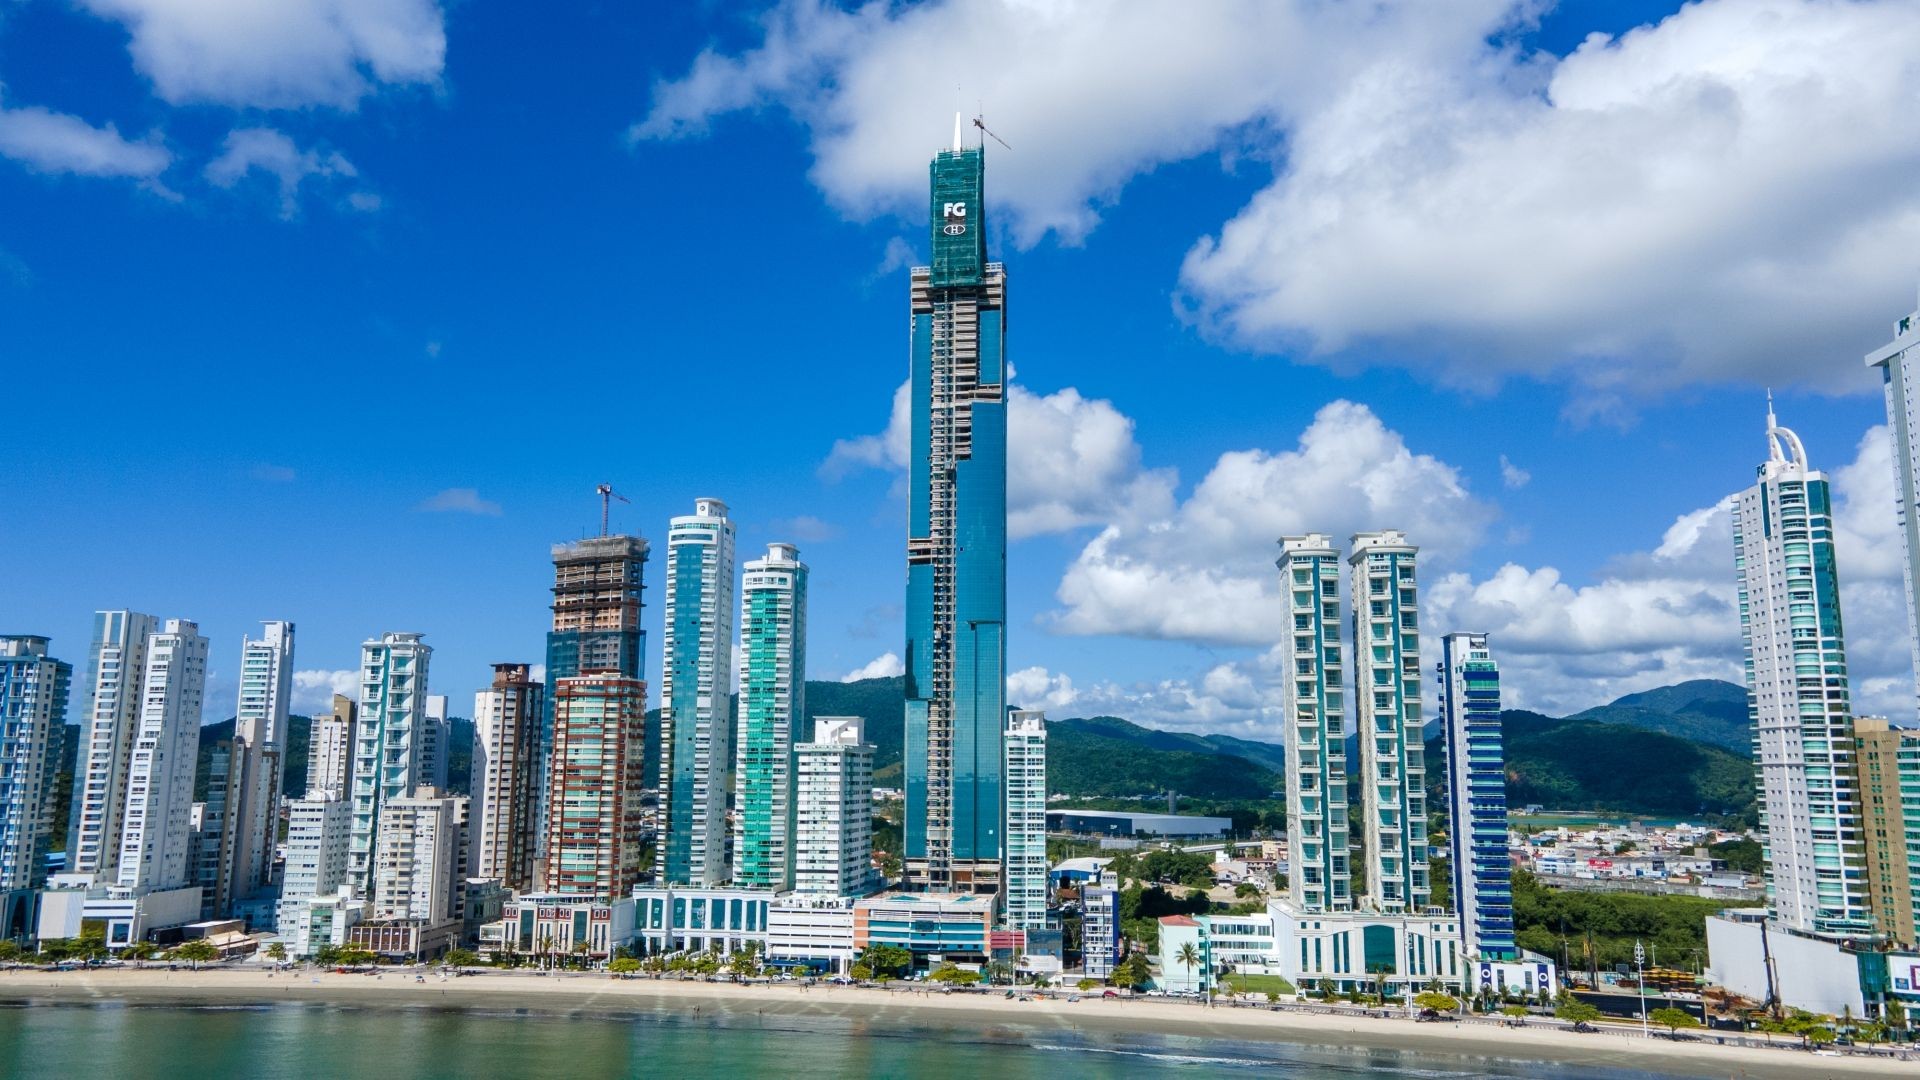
[[2, 968, 1913, 1078]]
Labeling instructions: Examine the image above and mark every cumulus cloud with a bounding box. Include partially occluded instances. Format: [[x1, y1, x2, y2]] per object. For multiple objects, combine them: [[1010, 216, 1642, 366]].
[[1006, 655, 1290, 735], [841, 651, 903, 681], [415, 487, 502, 516], [204, 127, 362, 219], [0, 93, 170, 180], [1048, 400, 1494, 645], [820, 379, 1173, 538], [292, 668, 357, 712], [78, 0, 447, 110], [1499, 455, 1530, 489], [1427, 424, 1913, 716], [640, 0, 1920, 391]]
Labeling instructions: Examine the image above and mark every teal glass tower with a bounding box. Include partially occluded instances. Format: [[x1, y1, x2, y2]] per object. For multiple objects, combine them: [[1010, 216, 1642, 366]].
[[904, 124, 1007, 894]]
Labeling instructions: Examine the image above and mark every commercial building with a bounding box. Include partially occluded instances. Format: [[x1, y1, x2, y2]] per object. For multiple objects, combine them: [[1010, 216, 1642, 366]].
[[217, 621, 293, 917], [1866, 296, 1920, 722], [1855, 717, 1920, 948], [1439, 632, 1517, 961], [793, 716, 879, 898], [545, 533, 650, 874], [633, 886, 770, 955], [1349, 531, 1429, 913], [304, 694, 356, 798], [473, 662, 543, 892], [1277, 534, 1351, 913], [1732, 406, 1872, 937], [1045, 809, 1231, 838], [854, 891, 994, 964], [482, 893, 637, 962], [544, 673, 647, 899], [115, 619, 207, 894], [1003, 710, 1047, 931], [1707, 911, 1920, 1018], [903, 127, 1008, 897], [1156, 916, 1210, 994], [1270, 907, 1463, 996], [35, 876, 201, 950], [733, 542, 806, 891], [660, 498, 736, 886], [69, 610, 159, 881], [0, 636, 71, 897], [349, 632, 433, 895], [766, 895, 859, 972]]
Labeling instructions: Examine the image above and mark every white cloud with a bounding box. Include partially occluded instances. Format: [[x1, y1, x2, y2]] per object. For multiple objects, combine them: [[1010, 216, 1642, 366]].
[[1006, 657, 1289, 735], [640, 0, 1920, 392], [765, 515, 838, 543], [204, 127, 361, 219], [1499, 455, 1530, 489], [1049, 400, 1494, 645], [292, 668, 357, 713], [415, 487, 502, 516], [1426, 424, 1914, 716], [820, 379, 1174, 539], [842, 651, 903, 682], [78, 0, 446, 110], [251, 463, 296, 483], [0, 93, 170, 180]]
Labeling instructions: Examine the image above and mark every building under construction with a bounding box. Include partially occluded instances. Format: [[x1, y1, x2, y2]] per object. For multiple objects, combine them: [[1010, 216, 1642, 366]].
[[903, 121, 1008, 896]]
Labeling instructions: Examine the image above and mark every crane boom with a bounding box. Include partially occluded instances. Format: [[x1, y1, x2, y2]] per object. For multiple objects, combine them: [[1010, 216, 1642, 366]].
[[595, 483, 630, 536], [972, 116, 1010, 151]]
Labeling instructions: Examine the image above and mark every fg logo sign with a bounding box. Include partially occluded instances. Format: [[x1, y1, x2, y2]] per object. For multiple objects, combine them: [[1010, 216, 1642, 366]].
[[942, 201, 967, 236]]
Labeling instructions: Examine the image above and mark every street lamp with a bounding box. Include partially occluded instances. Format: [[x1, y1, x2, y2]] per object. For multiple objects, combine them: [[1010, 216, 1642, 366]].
[[1634, 940, 1648, 1038]]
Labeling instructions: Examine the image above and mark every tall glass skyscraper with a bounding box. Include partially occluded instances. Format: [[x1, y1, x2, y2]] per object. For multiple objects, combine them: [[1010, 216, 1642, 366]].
[[1277, 534, 1351, 913], [1866, 296, 1920, 722], [1349, 531, 1429, 913], [733, 542, 807, 891], [1439, 633, 1515, 960], [660, 498, 736, 886], [0, 635, 71, 896], [904, 127, 1007, 895], [1733, 405, 1872, 936]]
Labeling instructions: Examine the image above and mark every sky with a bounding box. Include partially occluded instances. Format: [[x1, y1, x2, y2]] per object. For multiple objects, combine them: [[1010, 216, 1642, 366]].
[[3, 0, 1920, 736]]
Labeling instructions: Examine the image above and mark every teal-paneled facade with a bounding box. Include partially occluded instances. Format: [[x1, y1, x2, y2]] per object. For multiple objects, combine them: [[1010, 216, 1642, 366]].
[[734, 544, 807, 891], [660, 500, 735, 887], [904, 142, 1007, 892]]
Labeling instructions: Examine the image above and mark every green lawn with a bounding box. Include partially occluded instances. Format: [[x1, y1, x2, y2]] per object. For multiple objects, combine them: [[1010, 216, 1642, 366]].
[[1219, 973, 1295, 997]]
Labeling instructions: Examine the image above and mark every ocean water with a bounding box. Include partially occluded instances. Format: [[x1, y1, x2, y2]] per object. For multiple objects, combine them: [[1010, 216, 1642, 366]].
[[0, 1001, 1690, 1079]]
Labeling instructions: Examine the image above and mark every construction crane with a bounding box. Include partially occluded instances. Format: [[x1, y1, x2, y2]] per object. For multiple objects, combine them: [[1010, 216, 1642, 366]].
[[595, 483, 629, 537], [972, 116, 1010, 151]]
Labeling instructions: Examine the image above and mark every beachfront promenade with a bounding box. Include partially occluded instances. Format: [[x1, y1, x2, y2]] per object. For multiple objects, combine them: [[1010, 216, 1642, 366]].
[[0, 965, 1911, 1079]]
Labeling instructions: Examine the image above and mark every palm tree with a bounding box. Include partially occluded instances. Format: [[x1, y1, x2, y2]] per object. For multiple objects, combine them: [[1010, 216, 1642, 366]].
[[1176, 942, 1202, 993]]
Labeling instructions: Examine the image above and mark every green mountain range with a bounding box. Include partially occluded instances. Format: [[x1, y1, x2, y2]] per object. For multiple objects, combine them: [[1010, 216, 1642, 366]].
[[1568, 678, 1750, 754]]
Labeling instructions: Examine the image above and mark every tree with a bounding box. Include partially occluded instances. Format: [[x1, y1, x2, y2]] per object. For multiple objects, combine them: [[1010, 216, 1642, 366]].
[[169, 939, 219, 969], [1648, 1008, 1699, 1038], [928, 962, 981, 985], [443, 948, 478, 970], [1415, 991, 1459, 1012], [850, 963, 875, 981], [264, 942, 288, 963], [1109, 952, 1151, 990], [1555, 999, 1602, 1024], [1234, 882, 1262, 899], [1076, 977, 1101, 991], [984, 959, 1014, 985], [609, 957, 641, 979], [336, 947, 377, 968], [727, 949, 761, 980], [1265, 989, 1281, 1005], [1500, 1004, 1530, 1021], [1175, 942, 1202, 988], [859, 944, 911, 980], [0, 940, 21, 964], [314, 944, 341, 966]]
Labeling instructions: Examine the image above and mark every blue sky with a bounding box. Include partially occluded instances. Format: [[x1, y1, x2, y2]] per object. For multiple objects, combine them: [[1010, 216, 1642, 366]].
[[3, 0, 1917, 732]]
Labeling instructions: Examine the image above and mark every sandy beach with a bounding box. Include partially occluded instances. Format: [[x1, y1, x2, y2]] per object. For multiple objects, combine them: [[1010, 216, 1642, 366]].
[[0, 967, 1911, 1078]]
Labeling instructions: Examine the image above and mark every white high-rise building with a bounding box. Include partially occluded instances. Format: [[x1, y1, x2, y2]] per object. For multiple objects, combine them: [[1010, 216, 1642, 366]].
[[733, 542, 807, 892], [1277, 535, 1350, 913], [1733, 405, 1873, 936], [371, 791, 464, 926], [0, 636, 71, 893], [1349, 531, 1429, 914], [220, 621, 293, 912], [660, 497, 736, 886], [305, 694, 356, 798], [793, 717, 878, 898], [1003, 710, 1048, 931], [70, 610, 158, 881], [349, 632, 433, 895], [115, 619, 208, 894], [1866, 296, 1920, 722], [274, 792, 352, 950], [472, 663, 543, 891], [420, 694, 452, 793]]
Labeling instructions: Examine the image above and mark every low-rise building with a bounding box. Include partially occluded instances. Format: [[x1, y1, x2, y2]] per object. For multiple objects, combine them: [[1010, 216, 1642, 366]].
[[853, 892, 994, 965], [481, 893, 637, 962], [765, 895, 858, 972], [1268, 899, 1464, 996], [1156, 916, 1210, 994], [35, 876, 201, 950], [632, 887, 771, 955]]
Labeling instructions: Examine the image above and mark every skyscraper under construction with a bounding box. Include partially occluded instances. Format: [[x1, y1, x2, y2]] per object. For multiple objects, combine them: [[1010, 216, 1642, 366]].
[[903, 120, 1007, 895]]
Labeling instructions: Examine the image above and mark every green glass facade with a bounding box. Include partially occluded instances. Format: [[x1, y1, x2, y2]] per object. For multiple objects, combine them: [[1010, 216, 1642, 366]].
[[904, 143, 1007, 892], [733, 544, 807, 891]]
